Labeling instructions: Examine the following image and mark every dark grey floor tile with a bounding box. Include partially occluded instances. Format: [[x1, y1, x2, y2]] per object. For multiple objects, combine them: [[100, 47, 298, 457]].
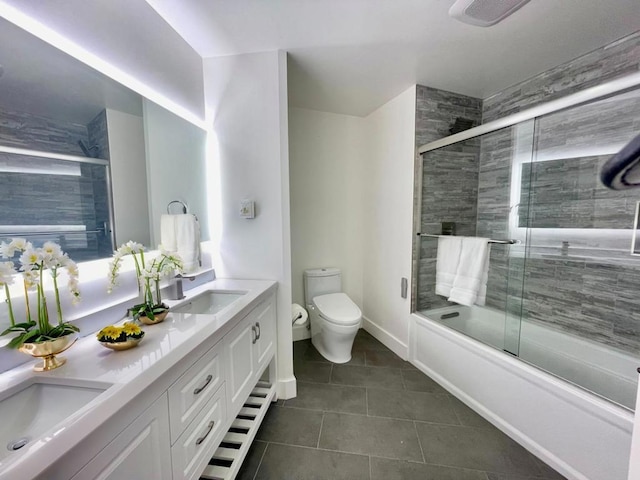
[[331, 364, 404, 389], [448, 396, 493, 428], [365, 349, 409, 368], [284, 382, 366, 414], [235, 440, 268, 480], [345, 349, 366, 365], [415, 423, 545, 477], [367, 388, 459, 424], [402, 369, 448, 393], [294, 339, 330, 363], [255, 405, 323, 447], [319, 412, 423, 461], [370, 456, 488, 480], [293, 361, 332, 384], [533, 457, 567, 479], [254, 443, 370, 480], [352, 329, 390, 352]]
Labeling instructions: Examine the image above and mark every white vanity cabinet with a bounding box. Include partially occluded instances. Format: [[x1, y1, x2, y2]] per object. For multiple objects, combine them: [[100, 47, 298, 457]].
[[29, 288, 277, 480], [70, 394, 172, 480], [225, 296, 276, 418]]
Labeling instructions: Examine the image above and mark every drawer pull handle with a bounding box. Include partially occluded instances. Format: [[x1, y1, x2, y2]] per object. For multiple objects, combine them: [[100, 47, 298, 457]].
[[193, 374, 213, 395], [255, 322, 261, 340], [196, 421, 215, 445], [251, 325, 257, 344]]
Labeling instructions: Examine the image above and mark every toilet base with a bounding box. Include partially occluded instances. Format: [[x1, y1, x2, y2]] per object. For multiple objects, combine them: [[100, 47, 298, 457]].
[[309, 312, 360, 364], [312, 335, 353, 364]]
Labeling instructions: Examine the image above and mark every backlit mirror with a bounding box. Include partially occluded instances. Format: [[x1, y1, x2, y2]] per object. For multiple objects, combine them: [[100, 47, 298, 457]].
[[0, 18, 209, 261]]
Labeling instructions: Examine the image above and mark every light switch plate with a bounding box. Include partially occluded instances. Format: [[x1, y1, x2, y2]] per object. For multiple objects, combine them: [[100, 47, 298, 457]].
[[240, 199, 255, 219]]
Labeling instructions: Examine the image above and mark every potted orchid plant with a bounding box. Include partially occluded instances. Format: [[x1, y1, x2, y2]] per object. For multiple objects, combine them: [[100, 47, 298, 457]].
[[108, 241, 183, 324], [0, 238, 81, 371]]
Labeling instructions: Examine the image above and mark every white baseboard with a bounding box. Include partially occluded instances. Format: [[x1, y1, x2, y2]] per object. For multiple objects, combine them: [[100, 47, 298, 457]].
[[276, 376, 297, 400], [361, 316, 408, 360]]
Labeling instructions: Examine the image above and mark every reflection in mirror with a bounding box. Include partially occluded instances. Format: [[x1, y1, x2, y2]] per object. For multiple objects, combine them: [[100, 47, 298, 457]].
[[0, 18, 208, 260]]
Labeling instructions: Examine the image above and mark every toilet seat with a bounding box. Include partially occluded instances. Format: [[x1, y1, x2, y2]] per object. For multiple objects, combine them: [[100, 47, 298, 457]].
[[312, 293, 361, 326]]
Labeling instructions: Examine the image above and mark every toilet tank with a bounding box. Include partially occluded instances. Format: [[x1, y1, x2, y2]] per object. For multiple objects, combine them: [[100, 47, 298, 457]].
[[304, 268, 341, 306]]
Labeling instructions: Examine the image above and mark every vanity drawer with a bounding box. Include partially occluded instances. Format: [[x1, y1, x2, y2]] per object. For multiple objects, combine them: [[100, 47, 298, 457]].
[[168, 340, 224, 442], [171, 384, 227, 480]]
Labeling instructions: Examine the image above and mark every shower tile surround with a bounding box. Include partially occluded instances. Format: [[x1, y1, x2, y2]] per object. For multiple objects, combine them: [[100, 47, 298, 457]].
[[236, 332, 566, 480], [416, 30, 640, 356], [415, 85, 482, 311], [0, 106, 112, 261]]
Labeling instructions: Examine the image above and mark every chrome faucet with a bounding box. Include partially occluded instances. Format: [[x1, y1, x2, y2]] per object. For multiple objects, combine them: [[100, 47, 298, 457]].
[[169, 274, 196, 300]]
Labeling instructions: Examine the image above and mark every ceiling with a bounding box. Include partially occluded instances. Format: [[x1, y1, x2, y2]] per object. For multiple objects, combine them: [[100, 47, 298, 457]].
[[146, 0, 640, 117]]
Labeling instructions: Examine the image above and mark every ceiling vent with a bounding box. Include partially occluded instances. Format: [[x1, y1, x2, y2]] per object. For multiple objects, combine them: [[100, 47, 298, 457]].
[[449, 0, 531, 27]]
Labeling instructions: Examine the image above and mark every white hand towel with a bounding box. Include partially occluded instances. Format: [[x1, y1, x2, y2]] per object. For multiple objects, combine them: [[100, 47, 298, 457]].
[[160, 214, 177, 252], [435, 236, 463, 297], [175, 214, 201, 273], [448, 237, 491, 307]]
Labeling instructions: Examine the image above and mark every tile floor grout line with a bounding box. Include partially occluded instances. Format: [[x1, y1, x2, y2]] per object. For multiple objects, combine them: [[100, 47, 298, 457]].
[[316, 411, 325, 449], [251, 442, 270, 480], [368, 454, 372, 480], [413, 421, 426, 464]]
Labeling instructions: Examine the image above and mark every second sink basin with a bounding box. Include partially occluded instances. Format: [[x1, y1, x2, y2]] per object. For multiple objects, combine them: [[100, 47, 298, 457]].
[[173, 291, 246, 315], [0, 379, 110, 461]]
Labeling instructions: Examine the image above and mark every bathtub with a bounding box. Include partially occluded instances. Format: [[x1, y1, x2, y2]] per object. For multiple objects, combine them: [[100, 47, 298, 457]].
[[409, 309, 635, 480], [423, 304, 638, 409]]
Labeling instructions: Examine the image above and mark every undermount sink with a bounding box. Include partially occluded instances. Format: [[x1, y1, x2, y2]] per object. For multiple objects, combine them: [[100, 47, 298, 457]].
[[173, 291, 247, 315], [0, 379, 110, 460]]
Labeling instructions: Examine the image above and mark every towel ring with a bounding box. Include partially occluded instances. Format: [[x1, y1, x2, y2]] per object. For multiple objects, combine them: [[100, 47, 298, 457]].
[[167, 200, 188, 215]]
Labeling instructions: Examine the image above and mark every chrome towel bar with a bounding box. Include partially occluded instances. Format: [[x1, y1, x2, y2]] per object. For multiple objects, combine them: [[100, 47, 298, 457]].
[[416, 233, 519, 245]]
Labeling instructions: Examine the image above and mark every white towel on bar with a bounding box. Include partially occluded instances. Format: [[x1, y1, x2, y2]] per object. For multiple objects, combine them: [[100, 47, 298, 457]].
[[175, 214, 201, 273], [435, 236, 463, 297], [160, 214, 178, 252], [448, 237, 491, 307]]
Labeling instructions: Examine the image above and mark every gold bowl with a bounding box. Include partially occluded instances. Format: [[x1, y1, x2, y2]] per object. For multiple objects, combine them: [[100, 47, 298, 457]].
[[99, 336, 143, 351], [138, 309, 169, 325], [18, 334, 78, 372]]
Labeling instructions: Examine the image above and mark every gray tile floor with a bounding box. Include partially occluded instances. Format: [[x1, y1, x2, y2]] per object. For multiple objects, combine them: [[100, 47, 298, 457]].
[[236, 330, 566, 480]]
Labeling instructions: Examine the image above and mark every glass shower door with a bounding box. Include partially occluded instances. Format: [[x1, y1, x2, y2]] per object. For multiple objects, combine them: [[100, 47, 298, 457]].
[[415, 121, 535, 354]]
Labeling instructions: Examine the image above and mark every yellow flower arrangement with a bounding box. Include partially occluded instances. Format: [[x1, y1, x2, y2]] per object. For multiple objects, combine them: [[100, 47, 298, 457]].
[[121, 322, 144, 339], [97, 325, 125, 342], [97, 322, 145, 344]]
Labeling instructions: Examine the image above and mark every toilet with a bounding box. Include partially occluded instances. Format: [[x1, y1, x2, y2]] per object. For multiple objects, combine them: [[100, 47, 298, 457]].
[[304, 268, 361, 363]]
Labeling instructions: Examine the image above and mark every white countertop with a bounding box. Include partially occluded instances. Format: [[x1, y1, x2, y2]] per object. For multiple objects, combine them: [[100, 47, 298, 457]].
[[0, 278, 277, 480]]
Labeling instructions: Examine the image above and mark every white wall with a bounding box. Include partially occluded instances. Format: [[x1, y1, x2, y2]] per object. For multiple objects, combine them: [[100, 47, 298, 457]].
[[0, 0, 205, 122], [361, 86, 417, 357], [106, 109, 150, 247], [288, 108, 365, 308], [203, 51, 295, 399]]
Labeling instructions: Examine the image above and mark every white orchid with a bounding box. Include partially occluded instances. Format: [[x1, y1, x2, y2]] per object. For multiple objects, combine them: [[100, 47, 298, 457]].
[[0, 238, 30, 258], [108, 241, 183, 314], [0, 239, 80, 344], [0, 261, 15, 286]]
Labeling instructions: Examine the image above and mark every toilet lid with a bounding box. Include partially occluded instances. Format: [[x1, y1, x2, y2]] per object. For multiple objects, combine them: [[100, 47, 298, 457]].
[[313, 293, 361, 325]]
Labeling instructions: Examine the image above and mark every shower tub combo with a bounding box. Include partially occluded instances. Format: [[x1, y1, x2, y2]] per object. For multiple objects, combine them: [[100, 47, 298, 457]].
[[411, 72, 640, 480]]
